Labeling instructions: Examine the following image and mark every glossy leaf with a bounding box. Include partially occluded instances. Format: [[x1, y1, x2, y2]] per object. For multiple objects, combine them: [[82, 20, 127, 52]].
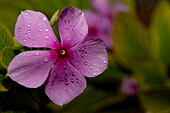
[[113, 13, 150, 70], [150, 0, 170, 66]]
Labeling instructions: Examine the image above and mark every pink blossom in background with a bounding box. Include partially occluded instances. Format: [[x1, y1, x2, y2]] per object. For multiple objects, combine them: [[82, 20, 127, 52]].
[[7, 7, 108, 106], [85, 0, 129, 49], [120, 76, 138, 95]]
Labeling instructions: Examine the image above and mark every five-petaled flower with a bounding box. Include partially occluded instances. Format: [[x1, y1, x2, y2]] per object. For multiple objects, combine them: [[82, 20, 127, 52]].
[[85, 0, 129, 49], [7, 7, 108, 106]]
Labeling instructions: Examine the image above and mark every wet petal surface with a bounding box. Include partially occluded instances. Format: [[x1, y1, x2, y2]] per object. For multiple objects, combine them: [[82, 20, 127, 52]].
[[68, 37, 108, 77], [58, 7, 88, 48], [45, 59, 86, 106], [15, 10, 60, 49], [7, 50, 58, 88]]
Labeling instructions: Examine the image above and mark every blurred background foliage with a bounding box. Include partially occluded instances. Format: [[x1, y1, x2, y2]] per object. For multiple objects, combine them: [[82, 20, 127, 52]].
[[0, 0, 170, 113]]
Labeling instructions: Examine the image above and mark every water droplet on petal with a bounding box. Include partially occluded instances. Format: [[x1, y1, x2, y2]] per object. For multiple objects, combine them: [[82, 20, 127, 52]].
[[28, 29, 31, 33], [71, 78, 74, 83], [18, 28, 21, 32], [39, 28, 42, 32], [62, 63, 67, 69], [25, 12, 28, 16], [70, 89, 72, 92], [43, 17, 47, 21], [76, 78, 79, 83], [45, 28, 48, 32], [25, 59, 28, 62], [59, 78, 62, 85], [43, 56, 49, 63], [52, 97, 55, 101], [104, 60, 107, 64], [27, 23, 30, 27], [25, 33, 28, 37], [44, 35, 49, 39], [89, 65, 93, 69], [84, 61, 88, 65], [65, 81, 68, 85]]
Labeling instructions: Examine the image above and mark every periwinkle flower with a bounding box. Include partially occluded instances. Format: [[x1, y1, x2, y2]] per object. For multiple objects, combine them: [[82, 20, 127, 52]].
[[120, 76, 138, 95], [7, 7, 108, 106], [85, 0, 129, 49]]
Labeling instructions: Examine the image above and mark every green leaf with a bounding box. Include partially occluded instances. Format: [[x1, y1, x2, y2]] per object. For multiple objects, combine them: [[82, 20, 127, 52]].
[[150, 0, 170, 66], [1, 47, 15, 69], [0, 23, 14, 51], [50, 10, 60, 26], [140, 89, 170, 113], [113, 13, 151, 70], [0, 74, 8, 92], [134, 61, 167, 91]]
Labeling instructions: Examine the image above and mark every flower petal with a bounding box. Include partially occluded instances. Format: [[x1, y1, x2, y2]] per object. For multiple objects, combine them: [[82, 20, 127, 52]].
[[45, 59, 86, 106], [112, 2, 129, 16], [58, 7, 88, 47], [68, 37, 108, 77], [91, 0, 110, 15], [7, 50, 58, 88], [15, 10, 60, 49], [85, 11, 113, 49]]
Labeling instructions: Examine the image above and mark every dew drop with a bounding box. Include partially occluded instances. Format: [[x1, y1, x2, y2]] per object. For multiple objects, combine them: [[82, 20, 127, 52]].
[[25, 33, 28, 37], [43, 56, 49, 63], [18, 28, 21, 32], [76, 78, 79, 83], [70, 89, 72, 92], [89, 65, 93, 69], [44, 35, 49, 39], [65, 81, 68, 85], [104, 60, 107, 64], [28, 29, 31, 33], [39, 28, 42, 32], [27, 23, 30, 27], [52, 97, 55, 101], [34, 80, 38, 84], [84, 61, 88, 65], [25, 59, 29, 62], [63, 65, 67, 70], [17, 61, 20, 64], [59, 78, 62, 85], [45, 28, 48, 32], [64, 87, 66, 90], [82, 13, 84, 16], [25, 12, 28, 16], [43, 17, 47, 21], [71, 78, 74, 83]]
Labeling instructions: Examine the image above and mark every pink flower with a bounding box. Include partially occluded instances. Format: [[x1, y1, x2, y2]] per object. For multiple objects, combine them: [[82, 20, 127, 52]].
[[120, 76, 138, 95], [7, 7, 108, 106], [85, 0, 129, 49]]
